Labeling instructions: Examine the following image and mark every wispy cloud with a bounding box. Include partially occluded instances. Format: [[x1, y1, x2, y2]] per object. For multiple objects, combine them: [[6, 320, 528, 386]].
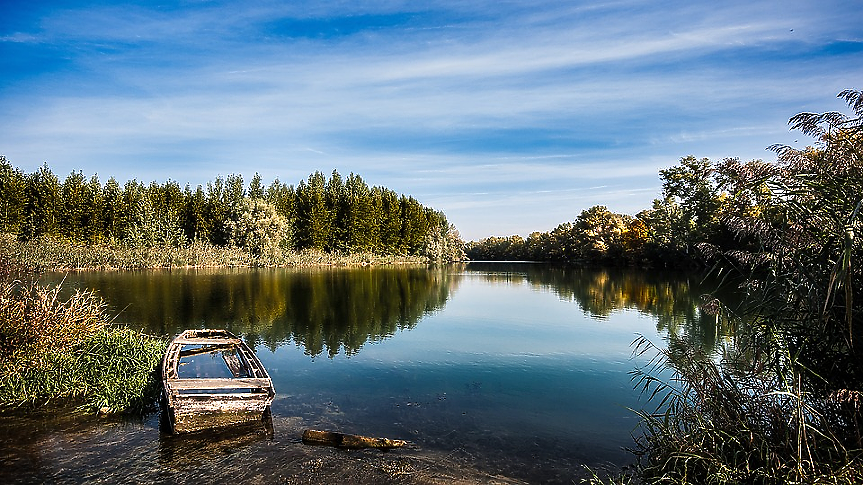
[[1, 0, 862, 239]]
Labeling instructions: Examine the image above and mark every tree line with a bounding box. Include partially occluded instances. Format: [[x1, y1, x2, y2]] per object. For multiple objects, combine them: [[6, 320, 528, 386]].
[[466, 154, 759, 267], [467, 124, 859, 270], [467, 89, 863, 483], [0, 162, 464, 261]]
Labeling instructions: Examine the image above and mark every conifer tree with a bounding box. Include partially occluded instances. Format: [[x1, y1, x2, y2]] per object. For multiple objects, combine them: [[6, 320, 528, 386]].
[[265, 178, 295, 223], [346, 173, 376, 251], [83, 174, 104, 242], [326, 170, 347, 251], [60, 171, 87, 241], [0, 156, 27, 233], [102, 177, 122, 241], [248, 172, 264, 200], [21, 164, 61, 240]]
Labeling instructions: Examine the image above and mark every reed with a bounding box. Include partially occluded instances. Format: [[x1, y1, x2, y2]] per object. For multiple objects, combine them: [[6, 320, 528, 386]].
[[0, 270, 165, 414], [0, 278, 106, 369], [0, 233, 427, 271], [631, 336, 863, 484], [73, 327, 166, 414]]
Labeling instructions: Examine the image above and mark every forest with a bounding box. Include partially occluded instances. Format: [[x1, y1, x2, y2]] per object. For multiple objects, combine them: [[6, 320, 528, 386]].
[[0, 163, 465, 263], [465, 156, 757, 267], [467, 90, 859, 270], [1, 88, 860, 483]]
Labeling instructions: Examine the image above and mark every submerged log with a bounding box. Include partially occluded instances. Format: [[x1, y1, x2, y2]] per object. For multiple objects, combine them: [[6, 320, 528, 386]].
[[302, 429, 408, 449]]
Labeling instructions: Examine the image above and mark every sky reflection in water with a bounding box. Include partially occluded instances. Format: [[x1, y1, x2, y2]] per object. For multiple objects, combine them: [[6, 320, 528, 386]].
[[17, 263, 726, 482]]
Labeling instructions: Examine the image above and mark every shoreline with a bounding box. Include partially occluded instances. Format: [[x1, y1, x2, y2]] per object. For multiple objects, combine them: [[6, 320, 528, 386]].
[[1, 233, 435, 273]]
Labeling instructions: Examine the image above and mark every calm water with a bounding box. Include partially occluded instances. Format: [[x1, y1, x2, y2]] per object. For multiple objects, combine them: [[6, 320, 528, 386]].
[[1, 263, 731, 484]]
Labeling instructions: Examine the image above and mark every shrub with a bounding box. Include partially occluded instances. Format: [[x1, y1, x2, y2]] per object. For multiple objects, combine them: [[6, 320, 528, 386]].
[[0, 272, 165, 414]]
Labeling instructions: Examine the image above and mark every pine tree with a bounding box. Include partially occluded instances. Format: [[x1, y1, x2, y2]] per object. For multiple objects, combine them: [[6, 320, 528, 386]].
[[102, 177, 122, 241], [326, 170, 347, 251], [295, 171, 332, 250], [60, 171, 87, 241], [248, 172, 264, 200], [375, 187, 402, 253], [400, 195, 427, 254], [0, 156, 27, 233], [21, 164, 61, 240], [346, 173, 376, 251], [83, 174, 104, 243], [265, 178, 295, 224]]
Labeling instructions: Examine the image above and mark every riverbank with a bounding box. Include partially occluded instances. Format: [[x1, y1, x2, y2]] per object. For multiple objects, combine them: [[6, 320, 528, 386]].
[[0, 234, 428, 415], [0, 233, 428, 271], [0, 269, 165, 414]]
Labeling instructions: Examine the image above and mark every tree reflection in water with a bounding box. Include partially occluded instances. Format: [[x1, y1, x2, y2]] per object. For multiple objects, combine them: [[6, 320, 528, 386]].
[[467, 262, 740, 354], [54, 263, 737, 358], [56, 266, 461, 357], [32, 263, 746, 483]]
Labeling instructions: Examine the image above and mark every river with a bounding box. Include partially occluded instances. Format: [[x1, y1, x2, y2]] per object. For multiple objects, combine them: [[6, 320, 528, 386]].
[[0, 262, 733, 484]]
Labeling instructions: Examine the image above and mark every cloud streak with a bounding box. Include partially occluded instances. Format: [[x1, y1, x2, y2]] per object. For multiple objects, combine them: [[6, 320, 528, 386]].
[[1, 0, 862, 239]]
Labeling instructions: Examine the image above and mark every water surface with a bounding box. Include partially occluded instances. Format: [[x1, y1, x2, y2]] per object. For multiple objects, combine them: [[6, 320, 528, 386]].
[[2, 263, 729, 483]]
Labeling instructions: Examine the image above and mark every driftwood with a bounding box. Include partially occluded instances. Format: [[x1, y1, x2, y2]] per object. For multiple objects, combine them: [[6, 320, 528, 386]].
[[302, 429, 408, 449]]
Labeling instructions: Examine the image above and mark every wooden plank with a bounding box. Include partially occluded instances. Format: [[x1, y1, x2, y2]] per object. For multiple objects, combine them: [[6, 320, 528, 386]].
[[302, 429, 408, 449], [165, 377, 272, 390], [163, 345, 182, 379], [173, 392, 270, 401], [222, 353, 244, 377], [173, 337, 242, 345], [179, 344, 235, 359]]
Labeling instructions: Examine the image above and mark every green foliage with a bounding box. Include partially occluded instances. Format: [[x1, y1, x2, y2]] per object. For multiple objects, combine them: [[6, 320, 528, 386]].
[[225, 198, 291, 256], [73, 327, 166, 414], [632, 89, 863, 484], [466, 205, 634, 264], [0, 163, 459, 262], [632, 337, 863, 485], [660, 156, 724, 242], [467, 89, 863, 483], [0, 233, 428, 270], [0, 156, 26, 234], [20, 163, 61, 240], [0, 270, 165, 414], [421, 211, 466, 263]]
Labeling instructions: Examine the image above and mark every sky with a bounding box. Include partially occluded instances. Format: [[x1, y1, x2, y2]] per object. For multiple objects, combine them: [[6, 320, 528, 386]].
[[1, 1, 861, 240]]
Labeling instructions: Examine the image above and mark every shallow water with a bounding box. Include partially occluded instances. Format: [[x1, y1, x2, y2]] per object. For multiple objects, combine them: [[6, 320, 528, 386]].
[[2, 263, 730, 483]]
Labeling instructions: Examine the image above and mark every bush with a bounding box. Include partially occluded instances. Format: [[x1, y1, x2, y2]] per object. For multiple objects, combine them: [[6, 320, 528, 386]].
[[225, 197, 291, 257], [0, 273, 165, 414]]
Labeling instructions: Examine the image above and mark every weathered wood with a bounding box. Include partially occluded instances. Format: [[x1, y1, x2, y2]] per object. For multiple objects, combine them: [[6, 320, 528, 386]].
[[165, 377, 272, 390], [162, 329, 275, 434], [222, 353, 244, 377], [172, 337, 242, 345], [302, 429, 408, 449], [178, 344, 233, 359], [172, 392, 267, 401]]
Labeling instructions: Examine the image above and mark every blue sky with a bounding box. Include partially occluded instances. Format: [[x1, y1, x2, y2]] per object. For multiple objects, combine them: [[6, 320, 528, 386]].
[[1, 1, 861, 240]]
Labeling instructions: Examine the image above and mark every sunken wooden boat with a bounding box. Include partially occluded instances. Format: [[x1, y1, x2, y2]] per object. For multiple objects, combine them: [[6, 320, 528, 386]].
[[162, 329, 275, 434]]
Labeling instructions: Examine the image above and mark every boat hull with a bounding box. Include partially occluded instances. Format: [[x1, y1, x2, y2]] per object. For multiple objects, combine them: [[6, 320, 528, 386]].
[[162, 329, 275, 434], [168, 395, 272, 433]]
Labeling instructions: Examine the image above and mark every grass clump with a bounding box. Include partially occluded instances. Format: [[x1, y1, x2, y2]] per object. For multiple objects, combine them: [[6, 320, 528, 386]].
[[0, 269, 165, 414], [632, 337, 863, 484], [0, 233, 427, 271]]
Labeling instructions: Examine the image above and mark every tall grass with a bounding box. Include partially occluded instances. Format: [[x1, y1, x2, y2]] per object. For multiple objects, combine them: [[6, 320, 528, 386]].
[[0, 279, 106, 367], [0, 266, 165, 414], [631, 336, 863, 484], [0, 233, 427, 271], [625, 91, 863, 484]]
